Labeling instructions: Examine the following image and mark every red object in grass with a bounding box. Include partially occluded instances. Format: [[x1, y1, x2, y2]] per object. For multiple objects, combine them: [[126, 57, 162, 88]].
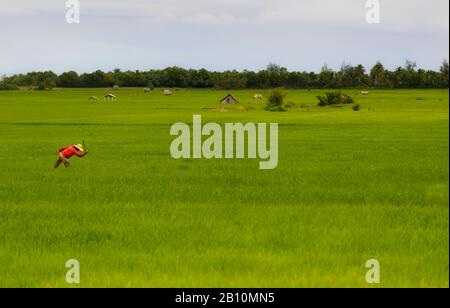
[[59, 146, 85, 159]]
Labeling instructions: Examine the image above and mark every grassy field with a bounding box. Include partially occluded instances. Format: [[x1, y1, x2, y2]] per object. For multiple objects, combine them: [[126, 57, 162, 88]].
[[0, 88, 448, 288]]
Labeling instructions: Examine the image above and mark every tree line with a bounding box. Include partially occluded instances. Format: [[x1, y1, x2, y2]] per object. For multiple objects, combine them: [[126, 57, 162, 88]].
[[1, 60, 448, 90]]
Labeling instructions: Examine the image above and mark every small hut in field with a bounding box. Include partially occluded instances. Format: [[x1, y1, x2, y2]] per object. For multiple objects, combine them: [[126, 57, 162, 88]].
[[253, 93, 263, 100], [220, 94, 239, 104], [164, 89, 173, 96], [104, 93, 117, 100]]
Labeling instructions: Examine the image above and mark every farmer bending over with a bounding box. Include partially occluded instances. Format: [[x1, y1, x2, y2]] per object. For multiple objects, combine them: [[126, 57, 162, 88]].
[[55, 144, 88, 168]]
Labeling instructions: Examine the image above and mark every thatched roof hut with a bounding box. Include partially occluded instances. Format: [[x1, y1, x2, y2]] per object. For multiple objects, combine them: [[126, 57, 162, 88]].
[[220, 94, 239, 104], [253, 93, 263, 100], [104, 93, 117, 100]]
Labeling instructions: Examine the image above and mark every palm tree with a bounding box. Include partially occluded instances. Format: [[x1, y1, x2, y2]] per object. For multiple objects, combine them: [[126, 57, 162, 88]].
[[370, 62, 385, 87]]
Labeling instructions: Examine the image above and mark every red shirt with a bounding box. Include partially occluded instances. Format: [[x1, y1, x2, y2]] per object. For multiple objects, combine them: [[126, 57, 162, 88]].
[[59, 146, 84, 159]]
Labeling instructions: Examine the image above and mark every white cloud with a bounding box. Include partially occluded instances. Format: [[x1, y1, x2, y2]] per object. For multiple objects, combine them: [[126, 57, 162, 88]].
[[0, 0, 448, 31], [0, 0, 447, 74]]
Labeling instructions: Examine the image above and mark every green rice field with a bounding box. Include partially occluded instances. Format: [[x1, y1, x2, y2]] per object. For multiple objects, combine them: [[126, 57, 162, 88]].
[[0, 88, 448, 287]]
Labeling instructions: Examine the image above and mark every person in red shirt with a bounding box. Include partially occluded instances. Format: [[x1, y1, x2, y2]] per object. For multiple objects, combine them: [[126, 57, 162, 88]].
[[55, 144, 89, 168]]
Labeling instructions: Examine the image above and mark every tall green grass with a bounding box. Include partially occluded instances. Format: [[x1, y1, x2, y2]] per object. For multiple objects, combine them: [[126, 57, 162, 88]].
[[0, 89, 448, 287]]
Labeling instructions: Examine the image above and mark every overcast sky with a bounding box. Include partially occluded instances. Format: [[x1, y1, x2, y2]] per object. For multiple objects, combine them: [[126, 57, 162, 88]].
[[0, 0, 448, 75]]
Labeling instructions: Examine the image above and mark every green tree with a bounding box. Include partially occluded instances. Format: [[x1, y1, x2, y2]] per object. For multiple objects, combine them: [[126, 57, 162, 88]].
[[57, 71, 79, 87], [370, 62, 386, 87], [318, 64, 336, 89], [266, 63, 288, 88], [265, 88, 287, 111], [440, 59, 449, 87]]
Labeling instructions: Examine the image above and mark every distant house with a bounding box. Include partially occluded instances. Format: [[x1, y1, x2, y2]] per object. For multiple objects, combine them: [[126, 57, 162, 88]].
[[253, 93, 263, 100], [104, 93, 117, 100], [89, 96, 99, 101], [220, 94, 239, 104], [164, 89, 173, 96]]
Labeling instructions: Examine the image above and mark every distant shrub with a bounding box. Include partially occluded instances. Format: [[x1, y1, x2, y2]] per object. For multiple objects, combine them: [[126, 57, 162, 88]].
[[269, 105, 287, 112], [35, 84, 48, 91], [285, 101, 299, 109], [266, 89, 287, 112], [352, 104, 361, 112], [416, 97, 425, 101], [317, 96, 328, 106], [236, 105, 256, 112], [0, 82, 18, 91], [317, 91, 354, 106], [300, 104, 314, 109]]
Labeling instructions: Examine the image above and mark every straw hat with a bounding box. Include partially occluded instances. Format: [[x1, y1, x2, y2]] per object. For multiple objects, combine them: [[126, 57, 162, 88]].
[[75, 144, 85, 152]]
